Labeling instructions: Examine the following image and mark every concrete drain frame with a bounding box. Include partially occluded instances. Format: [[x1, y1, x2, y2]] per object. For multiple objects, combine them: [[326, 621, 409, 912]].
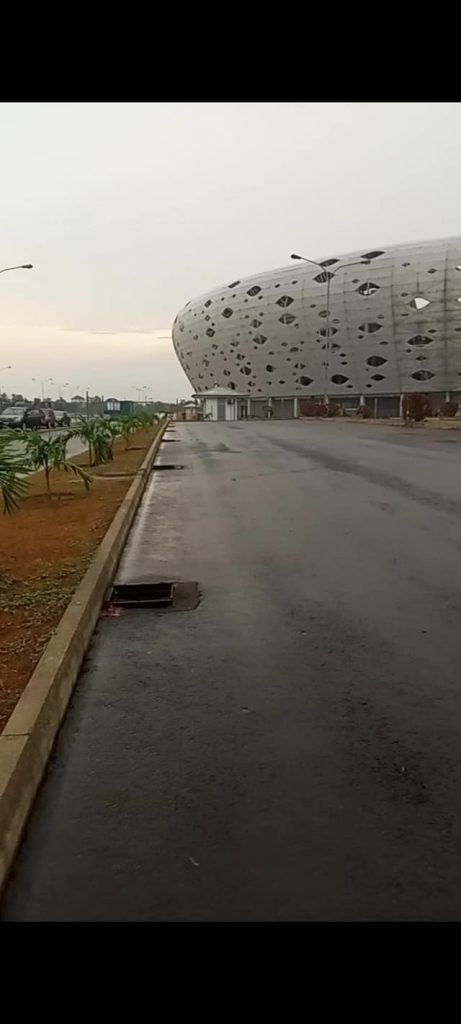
[[104, 580, 201, 612]]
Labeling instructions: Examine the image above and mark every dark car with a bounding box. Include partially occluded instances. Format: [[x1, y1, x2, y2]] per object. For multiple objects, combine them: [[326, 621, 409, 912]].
[[0, 406, 47, 430], [24, 408, 46, 430], [0, 405, 30, 429]]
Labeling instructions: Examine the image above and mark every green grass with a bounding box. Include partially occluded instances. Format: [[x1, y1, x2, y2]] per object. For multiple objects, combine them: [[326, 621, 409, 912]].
[[0, 561, 92, 611]]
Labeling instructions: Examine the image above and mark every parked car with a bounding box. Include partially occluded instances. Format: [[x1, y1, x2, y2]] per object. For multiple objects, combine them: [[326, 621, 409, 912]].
[[0, 406, 48, 430], [0, 405, 32, 429], [53, 410, 71, 427], [24, 408, 46, 430]]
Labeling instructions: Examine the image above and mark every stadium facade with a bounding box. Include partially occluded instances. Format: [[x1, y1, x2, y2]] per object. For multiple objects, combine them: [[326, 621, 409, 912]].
[[172, 238, 461, 418]]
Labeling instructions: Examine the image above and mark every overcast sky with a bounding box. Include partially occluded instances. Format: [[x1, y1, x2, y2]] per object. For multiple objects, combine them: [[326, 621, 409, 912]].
[[1, 102, 460, 401]]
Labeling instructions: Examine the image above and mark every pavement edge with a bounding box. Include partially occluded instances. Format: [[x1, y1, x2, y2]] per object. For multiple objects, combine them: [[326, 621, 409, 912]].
[[0, 418, 169, 895]]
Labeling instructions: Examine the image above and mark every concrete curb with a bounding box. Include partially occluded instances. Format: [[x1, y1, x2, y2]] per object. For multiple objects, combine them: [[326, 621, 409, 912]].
[[0, 419, 169, 895], [300, 417, 461, 430]]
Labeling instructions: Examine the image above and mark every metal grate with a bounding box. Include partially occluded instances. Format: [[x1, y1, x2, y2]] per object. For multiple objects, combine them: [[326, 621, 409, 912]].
[[110, 583, 174, 608], [106, 580, 200, 611]]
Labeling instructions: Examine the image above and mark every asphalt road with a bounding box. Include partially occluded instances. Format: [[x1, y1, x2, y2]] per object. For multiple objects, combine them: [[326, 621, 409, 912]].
[[6, 428, 87, 465], [3, 420, 461, 921]]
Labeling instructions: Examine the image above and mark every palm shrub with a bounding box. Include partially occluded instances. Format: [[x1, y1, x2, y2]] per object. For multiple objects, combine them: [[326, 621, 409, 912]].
[[21, 431, 91, 496], [103, 419, 122, 460], [75, 416, 112, 466], [0, 431, 30, 513], [119, 414, 143, 450], [74, 415, 96, 466], [120, 411, 160, 449], [136, 410, 159, 429]]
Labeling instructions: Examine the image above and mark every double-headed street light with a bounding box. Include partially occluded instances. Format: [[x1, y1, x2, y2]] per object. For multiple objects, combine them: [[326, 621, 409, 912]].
[[132, 385, 148, 404], [32, 377, 54, 402], [290, 253, 370, 404]]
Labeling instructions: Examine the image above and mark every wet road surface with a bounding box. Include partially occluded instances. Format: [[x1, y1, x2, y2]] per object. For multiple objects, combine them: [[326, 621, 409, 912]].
[[3, 420, 461, 920]]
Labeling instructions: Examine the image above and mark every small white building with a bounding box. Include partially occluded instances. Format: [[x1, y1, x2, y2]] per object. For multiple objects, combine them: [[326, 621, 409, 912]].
[[193, 385, 249, 422], [182, 400, 200, 421]]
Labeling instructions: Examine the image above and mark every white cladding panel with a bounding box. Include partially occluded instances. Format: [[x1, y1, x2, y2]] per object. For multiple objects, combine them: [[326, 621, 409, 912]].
[[172, 239, 461, 397]]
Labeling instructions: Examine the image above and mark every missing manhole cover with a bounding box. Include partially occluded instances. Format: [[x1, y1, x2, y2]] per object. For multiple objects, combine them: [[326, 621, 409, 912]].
[[106, 580, 200, 610]]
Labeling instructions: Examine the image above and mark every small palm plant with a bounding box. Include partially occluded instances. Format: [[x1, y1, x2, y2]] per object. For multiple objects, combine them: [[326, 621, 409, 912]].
[[0, 431, 30, 513], [135, 410, 159, 429], [103, 419, 122, 460], [74, 416, 112, 466], [119, 414, 143, 450], [21, 431, 91, 496]]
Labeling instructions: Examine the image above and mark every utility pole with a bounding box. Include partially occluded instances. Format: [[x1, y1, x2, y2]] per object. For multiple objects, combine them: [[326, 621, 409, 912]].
[[0, 365, 12, 398]]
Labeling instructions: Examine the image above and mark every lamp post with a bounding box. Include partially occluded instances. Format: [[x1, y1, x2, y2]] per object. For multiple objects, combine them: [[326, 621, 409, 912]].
[[290, 253, 370, 405], [132, 385, 148, 406], [65, 385, 82, 415], [0, 365, 12, 401], [32, 377, 54, 403], [0, 264, 33, 275]]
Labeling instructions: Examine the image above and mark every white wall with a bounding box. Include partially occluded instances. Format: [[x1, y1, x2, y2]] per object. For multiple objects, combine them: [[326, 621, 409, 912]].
[[204, 397, 218, 421], [203, 397, 238, 420]]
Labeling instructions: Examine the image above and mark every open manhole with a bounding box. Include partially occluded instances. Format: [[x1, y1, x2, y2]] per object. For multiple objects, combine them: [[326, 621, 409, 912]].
[[105, 580, 200, 611]]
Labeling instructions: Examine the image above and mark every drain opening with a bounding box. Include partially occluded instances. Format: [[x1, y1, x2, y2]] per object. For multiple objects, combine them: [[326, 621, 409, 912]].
[[153, 464, 185, 471], [110, 582, 173, 607], [107, 580, 200, 610]]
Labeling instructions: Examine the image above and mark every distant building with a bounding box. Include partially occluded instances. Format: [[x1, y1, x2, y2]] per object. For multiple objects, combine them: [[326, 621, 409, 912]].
[[192, 385, 249, 421], [181, 400, 202, 421], [103, 398, 135, 417]]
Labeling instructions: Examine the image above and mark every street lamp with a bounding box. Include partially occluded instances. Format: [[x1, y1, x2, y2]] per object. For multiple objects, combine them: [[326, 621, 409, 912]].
[[290, 253, 370, 404], [32, 377, 54, 402], [0, 264, 33, 274], [0, 365, 12, 400], [132, 385, 148, 404]]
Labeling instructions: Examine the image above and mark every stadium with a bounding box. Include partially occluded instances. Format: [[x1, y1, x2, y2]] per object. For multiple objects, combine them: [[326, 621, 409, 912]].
[[172, 238, 461, 419]]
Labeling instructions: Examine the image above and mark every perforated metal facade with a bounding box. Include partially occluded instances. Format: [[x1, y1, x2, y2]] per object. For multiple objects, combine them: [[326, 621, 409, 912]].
[[172, 238, 461, 401]]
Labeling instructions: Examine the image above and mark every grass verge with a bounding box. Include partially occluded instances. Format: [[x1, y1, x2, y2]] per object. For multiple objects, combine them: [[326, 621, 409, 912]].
[[0, 425, 160, 730]]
